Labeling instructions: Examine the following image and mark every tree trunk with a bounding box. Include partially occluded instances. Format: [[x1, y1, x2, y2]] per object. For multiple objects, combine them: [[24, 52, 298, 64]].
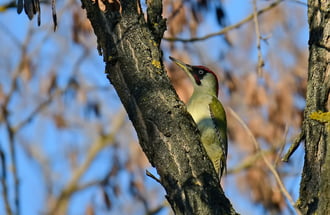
[[298, 0, 330, 214], [80, 0, 237, 214]]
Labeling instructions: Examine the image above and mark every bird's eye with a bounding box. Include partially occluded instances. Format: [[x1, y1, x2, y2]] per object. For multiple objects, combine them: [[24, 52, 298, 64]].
[[198, 70, 204, 75]]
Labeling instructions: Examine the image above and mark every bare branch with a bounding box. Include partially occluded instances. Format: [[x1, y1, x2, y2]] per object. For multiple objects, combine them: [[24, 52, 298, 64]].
[[252, 0, 265, 75], [228, 107, 302, 215], [274, 125, 289, 166], [48, 109, 126, 215], [0, 26, 41, 215], [146, 169, 161, 184], [164, 0, 283, 42], [282, 131, 305, 162], [227, 149, 275, 174]]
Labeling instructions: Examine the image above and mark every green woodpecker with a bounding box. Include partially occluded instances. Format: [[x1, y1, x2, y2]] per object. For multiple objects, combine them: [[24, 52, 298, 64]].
[[169, 56, 227, 177]]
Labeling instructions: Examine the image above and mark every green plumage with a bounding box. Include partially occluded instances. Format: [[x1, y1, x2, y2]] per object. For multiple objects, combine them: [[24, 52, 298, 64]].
[[170, 56, 228, 177], [187, 87, 227, 177]]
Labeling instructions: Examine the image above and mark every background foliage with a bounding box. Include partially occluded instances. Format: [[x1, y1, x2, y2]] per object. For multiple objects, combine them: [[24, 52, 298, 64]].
[[0, 0, 308, 214]]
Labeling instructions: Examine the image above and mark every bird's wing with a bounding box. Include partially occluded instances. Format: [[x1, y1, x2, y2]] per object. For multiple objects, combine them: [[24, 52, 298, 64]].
[[209, 96, 228, 175]]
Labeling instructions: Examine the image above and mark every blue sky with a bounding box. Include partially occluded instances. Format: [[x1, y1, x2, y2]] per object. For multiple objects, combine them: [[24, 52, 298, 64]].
[[0, 0, 308, 214]]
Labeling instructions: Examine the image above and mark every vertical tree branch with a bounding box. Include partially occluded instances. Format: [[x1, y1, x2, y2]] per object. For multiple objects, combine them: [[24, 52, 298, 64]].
[[0, 146, 13, 215], [1, 55, 25, 215], [298, 0, 330, 214], [252, 0, 265, 75]]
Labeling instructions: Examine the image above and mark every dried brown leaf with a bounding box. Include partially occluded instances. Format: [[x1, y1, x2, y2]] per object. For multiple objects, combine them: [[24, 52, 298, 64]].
[[167, 2, 187, 36], [113, 184, 121, 196], [85, 204, 95, 215], [53, 114, 67, 128], [40, 72, 57, 95], [0, 85, 5, 105], [246, 166, 285, 211], [21, 57, 33, 82]]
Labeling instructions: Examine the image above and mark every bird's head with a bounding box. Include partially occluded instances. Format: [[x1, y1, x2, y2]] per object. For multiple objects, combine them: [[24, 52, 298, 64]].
[[169, 56, 219, 96]]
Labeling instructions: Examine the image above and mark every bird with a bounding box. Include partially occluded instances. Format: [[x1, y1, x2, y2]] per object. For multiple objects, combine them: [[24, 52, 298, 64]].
[[169, 56, 227, 178]]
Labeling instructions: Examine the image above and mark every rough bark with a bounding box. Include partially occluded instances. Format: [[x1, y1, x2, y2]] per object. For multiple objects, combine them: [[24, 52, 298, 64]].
[[80, 0, 237, 214], [298, 0, 330, 214]]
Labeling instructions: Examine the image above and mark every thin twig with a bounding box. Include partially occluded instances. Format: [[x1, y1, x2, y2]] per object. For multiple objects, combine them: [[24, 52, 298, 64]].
[[0, 145, 13, 215], [227, 149, 275, 174], [287, 0, 308, 6], [3, 116, 19, 215], [2, 87, 20, 215], [74, 180, 102, 192], [14, 89, 62, 132], [166, 1, 184, 22], [0, 20, 22, 48], [146, 170, 161, 184], [228, 107, 302, 215], [48, 109, 126, 215], [0, 2, 99, 214], [274, 125, 289, 167], [164, 0, 283, 42], [0, 26, 39, 215], [252, 0, 265, 75], [146, 205, 165, 215], [0, 29, 37, 215], [282, 131, 305, 162]]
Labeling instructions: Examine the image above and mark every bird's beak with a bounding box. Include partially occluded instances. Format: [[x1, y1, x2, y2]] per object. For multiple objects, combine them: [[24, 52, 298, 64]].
[[169, 56, 193, 75]]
